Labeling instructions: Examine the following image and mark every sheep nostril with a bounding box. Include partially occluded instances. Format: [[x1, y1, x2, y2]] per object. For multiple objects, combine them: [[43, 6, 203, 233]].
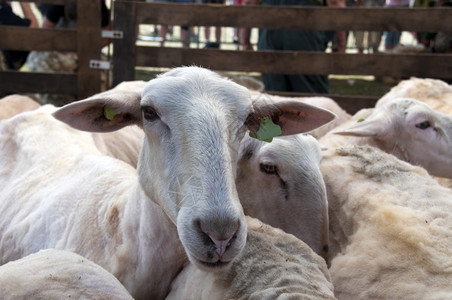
[[198, 219, 240, 258], [208, 235, 233, 257]]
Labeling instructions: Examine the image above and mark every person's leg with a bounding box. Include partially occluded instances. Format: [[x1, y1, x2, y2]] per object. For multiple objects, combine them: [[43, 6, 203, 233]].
[[181, 26, 190, 48], [354, 31, 365, 53], [258, 29, 290, 92], [262, 74, 290, 92], [204, 26, 211, 42], [159, 25, 169, 47], [287, 74, 329, 93], [215, 26, 221, 44], [384, 31, 396, 50], [284, 29, 329, 93]]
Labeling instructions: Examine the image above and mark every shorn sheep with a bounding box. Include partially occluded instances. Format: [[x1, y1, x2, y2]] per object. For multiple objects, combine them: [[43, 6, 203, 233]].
[[237, 133, 329, 258], [0, 249, 133, 299], [376, 77, 452, 187], [0, 66, 335, 299], [320, 97, 452, 179], [167, 216, 336, 300], [321, 146, 452, 299], [0, 94, 40, 119]]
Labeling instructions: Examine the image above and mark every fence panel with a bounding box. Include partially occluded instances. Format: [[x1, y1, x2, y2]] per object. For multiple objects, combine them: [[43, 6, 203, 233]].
[[0, 0, 103, 99], [112, 1, 452, 112]]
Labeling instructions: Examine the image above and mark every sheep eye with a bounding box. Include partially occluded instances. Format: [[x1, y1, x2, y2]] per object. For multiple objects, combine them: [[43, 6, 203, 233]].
[[416, 121, 431, 130], [260, 163, 277, 174], [245, 149, 253, 160], [142, 106, 158, 121]]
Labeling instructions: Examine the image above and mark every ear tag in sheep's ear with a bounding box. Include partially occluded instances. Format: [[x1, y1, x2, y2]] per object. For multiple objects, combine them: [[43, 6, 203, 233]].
[[357, 118, 366, 123], [104, 106, 117, 121], [249, 116, 282, 143]]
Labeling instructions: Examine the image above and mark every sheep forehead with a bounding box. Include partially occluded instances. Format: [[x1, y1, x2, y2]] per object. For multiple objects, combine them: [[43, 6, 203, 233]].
[[379, 97, 430, 119], [141, 71, 252, 124], [388, 98, 452, 129]]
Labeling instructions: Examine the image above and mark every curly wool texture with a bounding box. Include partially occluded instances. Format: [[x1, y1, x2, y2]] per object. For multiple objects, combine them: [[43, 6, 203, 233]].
[[321, 146, 452, 299], [378, 77, 452, 115], [168, 216, 336, 300], [26, 51, 78, 106]]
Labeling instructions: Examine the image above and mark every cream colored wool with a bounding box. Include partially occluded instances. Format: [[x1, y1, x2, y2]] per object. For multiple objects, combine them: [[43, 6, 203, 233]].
[[168, 216, 337, 300], [378, 77, 452, 114], [321, 146, 452, 299]]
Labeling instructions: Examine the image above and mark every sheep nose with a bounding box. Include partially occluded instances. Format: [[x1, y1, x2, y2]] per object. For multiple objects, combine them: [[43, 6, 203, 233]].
[[209, 235, 233, 257], [199, 219, 240, 258]]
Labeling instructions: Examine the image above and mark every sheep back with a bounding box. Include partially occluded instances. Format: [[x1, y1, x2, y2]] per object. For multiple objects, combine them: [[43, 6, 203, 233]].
[[322, 146, 452, 299]]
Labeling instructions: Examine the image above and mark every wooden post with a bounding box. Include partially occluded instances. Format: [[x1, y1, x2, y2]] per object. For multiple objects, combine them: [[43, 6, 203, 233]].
[[76, 0, 102, 99], [112, 0, 137, 86]]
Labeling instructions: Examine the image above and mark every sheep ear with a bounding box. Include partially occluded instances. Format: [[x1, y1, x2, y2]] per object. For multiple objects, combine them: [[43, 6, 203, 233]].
[[333, 113, 389, 137], [248, 98, 337, 136], [52, 90, 142, 133]]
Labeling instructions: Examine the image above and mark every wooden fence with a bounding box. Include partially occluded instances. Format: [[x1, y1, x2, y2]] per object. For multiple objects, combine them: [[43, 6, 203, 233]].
[[0, 0, 103, 99], [1, 1, 451, 112], [112, 1, 452, 113]]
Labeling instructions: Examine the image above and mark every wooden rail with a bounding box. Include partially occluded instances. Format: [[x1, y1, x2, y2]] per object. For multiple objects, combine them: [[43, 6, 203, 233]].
[[0, 0, 103, 99], [112, 1, 452, 113]]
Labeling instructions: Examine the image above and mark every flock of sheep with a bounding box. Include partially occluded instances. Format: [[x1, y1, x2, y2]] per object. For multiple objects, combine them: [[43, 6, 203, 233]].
[[0, 67, 451, 299]]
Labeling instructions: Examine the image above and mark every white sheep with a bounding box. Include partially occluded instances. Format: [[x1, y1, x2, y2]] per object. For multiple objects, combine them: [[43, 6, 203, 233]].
[[0, 94, 40, 119], [167, 216, 336, 300], [89, 81, 335, 257], [320, 97, 452, 179], [88, 81, 335, 257], [376, 77, 452, 187], [0, 66, 335, 299], [237, 133, 329, 259], [321, 145, 452, 299], [0, 249, 133, 299]]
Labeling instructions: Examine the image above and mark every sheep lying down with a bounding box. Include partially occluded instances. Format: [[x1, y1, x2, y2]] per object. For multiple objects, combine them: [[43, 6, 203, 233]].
[[0, 249, 133, 300], [167, 216, 336, 300], [321, 146, 452, 299]]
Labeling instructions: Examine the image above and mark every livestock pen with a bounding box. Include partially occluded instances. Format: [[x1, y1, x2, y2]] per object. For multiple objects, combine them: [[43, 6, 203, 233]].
[[1, 0, 451, 113], [112, 1, 452, 113], [0, 0, 106, 99]]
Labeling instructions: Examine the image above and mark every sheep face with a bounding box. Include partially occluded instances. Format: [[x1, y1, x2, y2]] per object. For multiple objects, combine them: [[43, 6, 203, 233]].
[[53, 66, 336, 272], [334, 97, 452, 178], [138, 67, 251, 269], [236, 134, 329, 258]]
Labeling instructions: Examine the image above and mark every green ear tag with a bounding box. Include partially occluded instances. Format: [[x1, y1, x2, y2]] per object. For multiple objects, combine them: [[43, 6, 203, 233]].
[[357, 118, 365, 123], [249, 116, 282, 143], [104, 106, 117, 121]]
